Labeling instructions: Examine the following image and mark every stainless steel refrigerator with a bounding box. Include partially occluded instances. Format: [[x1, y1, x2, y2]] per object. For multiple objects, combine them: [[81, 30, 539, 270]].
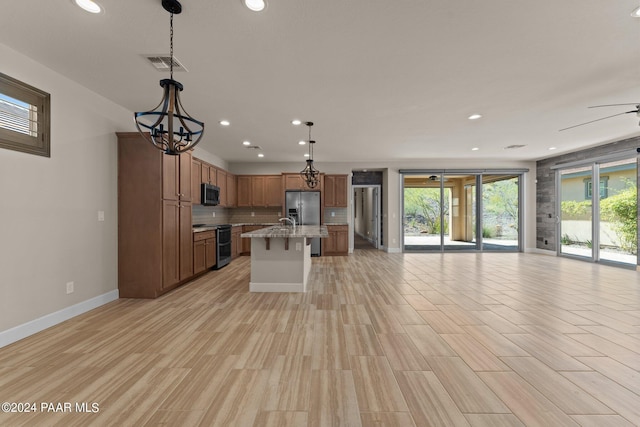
[[285, 190, 321, 256]]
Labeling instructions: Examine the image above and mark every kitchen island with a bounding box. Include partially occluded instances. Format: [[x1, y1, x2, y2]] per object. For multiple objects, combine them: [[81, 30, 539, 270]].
[[241, 225, 328, 292]]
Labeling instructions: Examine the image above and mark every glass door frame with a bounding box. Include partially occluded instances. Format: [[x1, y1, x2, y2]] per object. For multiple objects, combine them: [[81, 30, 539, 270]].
[[554, 153, 639, 267], [401, 169, 525, 253]]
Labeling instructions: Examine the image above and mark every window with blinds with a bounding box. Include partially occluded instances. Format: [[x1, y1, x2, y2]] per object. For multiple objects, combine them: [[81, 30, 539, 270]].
[[0, 73, 50, 157]]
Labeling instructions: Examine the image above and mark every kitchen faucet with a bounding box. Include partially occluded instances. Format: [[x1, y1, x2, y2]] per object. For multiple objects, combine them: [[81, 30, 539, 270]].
[[279, 217, 296, 228]]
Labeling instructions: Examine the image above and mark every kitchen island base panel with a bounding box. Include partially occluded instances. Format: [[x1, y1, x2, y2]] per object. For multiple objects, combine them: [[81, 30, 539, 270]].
[[249, 237, 312, 292]]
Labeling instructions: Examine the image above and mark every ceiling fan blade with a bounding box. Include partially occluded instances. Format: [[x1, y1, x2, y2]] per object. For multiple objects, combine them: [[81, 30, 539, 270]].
[[559, 111, 636, 132], [588, 103, 640, 108]]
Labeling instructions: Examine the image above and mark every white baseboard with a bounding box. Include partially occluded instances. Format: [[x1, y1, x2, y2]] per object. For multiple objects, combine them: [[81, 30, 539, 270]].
[[249, 282, 305, 292], [526, 247, 556, 256], [0, 289, 119, 349], [385, 247, 402, 253]]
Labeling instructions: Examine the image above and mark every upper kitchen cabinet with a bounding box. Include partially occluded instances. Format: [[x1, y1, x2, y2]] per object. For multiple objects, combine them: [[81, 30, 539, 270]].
[[226, 172, 237, 207], [162, 151, 192, 202], [201, 163, 216, 186], [265, 175, 283, 206], [236, 175, 282, 207], [191, 158, 202, 205], [117, 132, 193, 298], [237, 176, 251, 207], [323, 174, 348, 207], [217, 168, 228, 207], [283, 173, 307, 191]]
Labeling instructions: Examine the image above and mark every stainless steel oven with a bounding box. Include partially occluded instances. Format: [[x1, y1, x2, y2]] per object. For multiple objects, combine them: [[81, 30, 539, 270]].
[[215, 224, 232, 269]]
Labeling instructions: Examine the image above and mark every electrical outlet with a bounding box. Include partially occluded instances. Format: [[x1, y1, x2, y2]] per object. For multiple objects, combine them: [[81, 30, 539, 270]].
[[296, 242, 302, 251], [98, 211, 105, 221], [66, 282, 74, 294], [212, 212, 216, 217], [251, 212, 255, 217], [331, 211, 335, 217]]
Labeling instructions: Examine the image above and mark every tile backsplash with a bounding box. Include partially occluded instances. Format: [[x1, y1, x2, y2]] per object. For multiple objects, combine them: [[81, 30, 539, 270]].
[[193, 205, 347, 225], [192, 205, 230, 225], [230, 208, 283, 224], [323, 207, 348, 224]]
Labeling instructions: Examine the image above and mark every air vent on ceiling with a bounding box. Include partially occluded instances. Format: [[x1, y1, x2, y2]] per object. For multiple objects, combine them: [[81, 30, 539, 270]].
[[245, 145, 262, 150], [504, 144, 526, 150], [143, 55, 188, 72]]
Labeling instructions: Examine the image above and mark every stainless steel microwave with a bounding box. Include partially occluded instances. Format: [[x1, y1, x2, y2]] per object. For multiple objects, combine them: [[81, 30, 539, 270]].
[[201, 183, 220, 206]]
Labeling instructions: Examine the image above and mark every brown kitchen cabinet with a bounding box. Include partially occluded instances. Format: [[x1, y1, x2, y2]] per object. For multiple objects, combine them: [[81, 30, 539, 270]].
[[236, 175, 282, 207], [231, 225, 242, 259], [193, 230, 216, 275], [163, 199, 193, 288], [201, 163, 216, 186], [117, 132, 193, 298], [217, 168, 228, 207], [227, 172, 237, 207], [162, 152, 192, 202], [265, 175, 283, 206], [323, 224, 348, 256], [236, 175, 252, 207], [283, 173, 306, 191], [192, 159, 202, 205], [323, 174, 348, 207]]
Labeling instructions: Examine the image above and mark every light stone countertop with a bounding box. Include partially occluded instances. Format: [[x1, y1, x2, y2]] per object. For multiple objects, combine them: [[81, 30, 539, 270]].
[[241, 225, 329, 239]]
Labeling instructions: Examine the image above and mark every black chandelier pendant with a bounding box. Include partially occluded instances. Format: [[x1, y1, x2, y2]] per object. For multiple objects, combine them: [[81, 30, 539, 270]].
[[134, 0, 204, 156], [300, 121, 320, 188]]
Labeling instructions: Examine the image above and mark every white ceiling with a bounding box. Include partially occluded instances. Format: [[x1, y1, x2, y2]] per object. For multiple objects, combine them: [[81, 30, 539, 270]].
[[2, 0, 640, 164]]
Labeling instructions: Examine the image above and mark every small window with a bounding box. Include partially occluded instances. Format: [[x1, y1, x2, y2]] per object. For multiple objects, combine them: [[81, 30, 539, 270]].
[[584, 177, 609, 199], [0, 73, 50, 157]]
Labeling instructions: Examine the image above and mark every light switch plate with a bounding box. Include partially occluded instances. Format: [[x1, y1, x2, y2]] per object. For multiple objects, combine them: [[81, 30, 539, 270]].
[[98, 211, 105, 221]]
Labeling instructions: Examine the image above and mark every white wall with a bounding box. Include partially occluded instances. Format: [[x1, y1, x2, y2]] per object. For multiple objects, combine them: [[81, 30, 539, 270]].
[[0, 43, 133, 341]]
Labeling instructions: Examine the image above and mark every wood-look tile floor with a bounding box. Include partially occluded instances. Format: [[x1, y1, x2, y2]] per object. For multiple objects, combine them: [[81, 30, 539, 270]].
[[1, 252, 639, 426]]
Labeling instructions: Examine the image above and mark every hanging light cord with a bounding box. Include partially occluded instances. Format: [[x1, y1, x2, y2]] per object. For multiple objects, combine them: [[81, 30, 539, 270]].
[[169, 12, 174, 81]]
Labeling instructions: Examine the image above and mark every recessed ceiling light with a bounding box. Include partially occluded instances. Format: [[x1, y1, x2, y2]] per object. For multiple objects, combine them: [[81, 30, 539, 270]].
[[632, 6, 640, 17], [471, 147, 480, 151], [298, 140, 306, 145], [244, 0, 266, 12], [291, 119, 302, 126], [549, 147, 557, 150], [258, 153, 264, 158], [304, 153, 309, 157], [219, 120, 230, 126], [242, 141, 251, 146], [468, 114, 482, 120], [74, 0, 102, 13]]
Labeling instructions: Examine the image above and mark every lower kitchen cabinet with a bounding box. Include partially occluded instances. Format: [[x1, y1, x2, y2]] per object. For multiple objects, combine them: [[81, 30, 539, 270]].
[[231, 226, 242, 259], [323, 225, 349, 256], [193, 230, 216, 275]]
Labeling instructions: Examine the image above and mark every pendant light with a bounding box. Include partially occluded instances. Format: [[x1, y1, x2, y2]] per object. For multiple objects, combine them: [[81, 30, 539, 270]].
[[300, 121, 320, 188], [134, 0, 204, 155]]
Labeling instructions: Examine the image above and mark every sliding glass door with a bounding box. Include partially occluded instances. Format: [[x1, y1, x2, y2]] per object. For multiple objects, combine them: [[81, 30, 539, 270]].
[[558, 157, 637, 266], [482, 175, 520, 250], [598, 159, 637, 264], [403, 172, 522, 252], [559, 165, 594, 259]]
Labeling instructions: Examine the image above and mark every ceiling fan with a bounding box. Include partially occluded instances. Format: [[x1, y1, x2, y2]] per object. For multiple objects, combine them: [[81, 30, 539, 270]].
[[559, 103, 640, 131]]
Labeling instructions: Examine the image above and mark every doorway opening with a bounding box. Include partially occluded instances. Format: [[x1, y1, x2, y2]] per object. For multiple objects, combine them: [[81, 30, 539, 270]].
[[353, 185, 381, 250]]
